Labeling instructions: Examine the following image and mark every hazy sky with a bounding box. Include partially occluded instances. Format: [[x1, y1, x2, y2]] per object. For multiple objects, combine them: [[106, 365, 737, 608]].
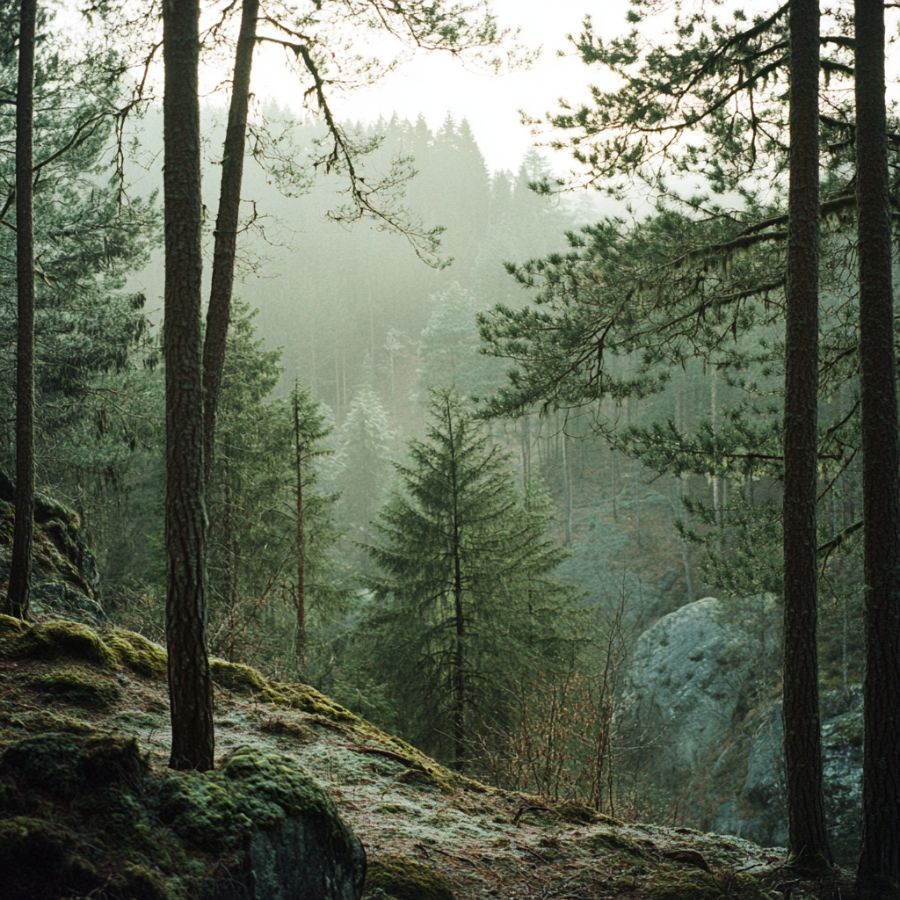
[[249, 0, 633, 173]]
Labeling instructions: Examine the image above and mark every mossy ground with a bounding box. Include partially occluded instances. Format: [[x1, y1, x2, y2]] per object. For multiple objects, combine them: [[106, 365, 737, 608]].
[[364, 854, 455, 899], [0, 616, 854, 899]]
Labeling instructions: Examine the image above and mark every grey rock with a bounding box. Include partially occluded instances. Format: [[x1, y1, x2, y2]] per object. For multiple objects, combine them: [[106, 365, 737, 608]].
[[617, 595, 779, 785], [620, 595, 863, 862]]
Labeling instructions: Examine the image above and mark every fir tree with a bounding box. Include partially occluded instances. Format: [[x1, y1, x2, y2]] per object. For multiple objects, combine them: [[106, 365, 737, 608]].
[[367, 390, 578, 771], [334, 386, 395, 576]]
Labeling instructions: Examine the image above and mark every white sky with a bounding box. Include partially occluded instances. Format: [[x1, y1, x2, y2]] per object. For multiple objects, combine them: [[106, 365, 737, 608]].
[[247, 0, 633, 173]]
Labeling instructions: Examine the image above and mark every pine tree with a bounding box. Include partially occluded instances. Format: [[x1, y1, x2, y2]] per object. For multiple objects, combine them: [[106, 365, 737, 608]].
[[854, 0, 900, 890], [6, 0, 36, 620], [781, 0, 830, 867], [367, 390, 578, 771], [418, 283, 504, 400], [162, 0, 214, 772]]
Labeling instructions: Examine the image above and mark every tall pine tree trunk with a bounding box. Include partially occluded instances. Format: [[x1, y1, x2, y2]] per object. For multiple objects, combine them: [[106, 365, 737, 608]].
[[163, 0, 214, 772], [293, 386, 307, 663], [7, 0, 36, 621], [202, 0, 259, 486], [782, 0, 830, 867], [446, 399, 467, 771], [854, 0, 900, 889]]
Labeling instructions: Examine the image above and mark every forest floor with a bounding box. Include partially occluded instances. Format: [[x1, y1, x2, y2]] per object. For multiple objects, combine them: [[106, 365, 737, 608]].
[[0, 616, 856, 900]]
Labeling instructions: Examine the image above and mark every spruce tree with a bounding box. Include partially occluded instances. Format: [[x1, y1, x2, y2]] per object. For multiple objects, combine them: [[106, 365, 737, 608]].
[[367, 390, 577, 771], [291, 380, 333, 664]]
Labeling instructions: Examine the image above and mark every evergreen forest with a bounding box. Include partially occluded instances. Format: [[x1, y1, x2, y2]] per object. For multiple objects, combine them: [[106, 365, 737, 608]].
[[2, 0, 900, 897]]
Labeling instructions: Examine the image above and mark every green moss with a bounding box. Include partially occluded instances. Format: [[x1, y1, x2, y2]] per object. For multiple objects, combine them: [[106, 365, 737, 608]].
[[643, 866, 723, 899], [157, 746, 350, 854], [364, 854, 456, 900], [6, 709, 96, 735], [0, 613, 28, 659], [0, 732, 146, 799], [585, 829, 646, 856], [108, 863, 170, 900], [27, 669, 122, 708], [0, 613, 27, 635], [105, 628, 168, 678], [284, 682, 360, 722], [549, 799, 602, 825], [23, 620, 117, 667], [210, 658, 280, 698]]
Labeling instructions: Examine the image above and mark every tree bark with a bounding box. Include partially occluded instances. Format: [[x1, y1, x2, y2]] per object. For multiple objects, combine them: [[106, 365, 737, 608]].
[[293, 385, 307, 663], [202, 0, 259, 486], [446, 399, 467, 771], [854, 0, 900, 890], [7, 0, 37, 621], [782, 0, 831, 867], [163, 0, 214, 772]]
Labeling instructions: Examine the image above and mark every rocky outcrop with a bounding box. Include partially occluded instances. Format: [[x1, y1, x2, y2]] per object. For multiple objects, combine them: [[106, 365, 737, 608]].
[[617, 595, 779, 786], [709, 688, 862, 862], [618, 596, 863, 862], [0, 732, 366, 900], [0, 473, 102, 623]]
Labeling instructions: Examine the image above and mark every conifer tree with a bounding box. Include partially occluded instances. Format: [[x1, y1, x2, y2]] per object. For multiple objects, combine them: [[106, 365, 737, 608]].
[[782, 0, 830, 867], [334, 386, 394, 574], [854, 0, 900, 890], [291, 380, 333, 663], [7, 0, 36, 620], [162, 0, 214, 772], [367, 390, 577, 771]]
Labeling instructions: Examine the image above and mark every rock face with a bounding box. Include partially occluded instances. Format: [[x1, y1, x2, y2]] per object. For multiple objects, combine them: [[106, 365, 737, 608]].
[[708, 689, 862, 862], [0, 472, 103, 624], [618, 596, 863, 862], [0, 732, 366, 900], [618, 595, 779, 786]]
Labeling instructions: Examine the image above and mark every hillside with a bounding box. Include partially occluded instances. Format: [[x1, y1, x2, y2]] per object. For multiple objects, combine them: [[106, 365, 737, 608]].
[[0, 615, 854, 900]]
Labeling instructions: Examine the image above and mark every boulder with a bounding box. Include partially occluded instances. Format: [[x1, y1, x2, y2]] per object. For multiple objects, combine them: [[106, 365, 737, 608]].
[[618, 595, 863, 863], [0, 733, 366, 900], [0, 472, 103, 624], [617, 595, 779, 786], [710, 688, 862, 861]]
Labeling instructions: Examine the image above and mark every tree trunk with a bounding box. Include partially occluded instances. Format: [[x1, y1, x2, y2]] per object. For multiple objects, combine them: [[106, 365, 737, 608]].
[[202, 0, 259, 486], [7, 0, 36, 621], [562, 426, 573, 545], [163, 0, 214, 772], [293, 385, 307, 664], [446, 399, 466, 771], [854, 0, 900, 890], [782, 0, 830, 867]]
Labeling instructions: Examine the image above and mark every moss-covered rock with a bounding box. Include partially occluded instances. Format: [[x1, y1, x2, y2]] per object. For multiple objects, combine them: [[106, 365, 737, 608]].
[[27, 669, 122, 708], [19, 620, 117, 667], [0, 734, 365, 900], [0, 815, 104, 899], [364, 854, 455, 900], [157, 747, 365, 899], [0, 473, 103, 624], [211, 658, 279, 698], [104, 628, 168, 678]]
